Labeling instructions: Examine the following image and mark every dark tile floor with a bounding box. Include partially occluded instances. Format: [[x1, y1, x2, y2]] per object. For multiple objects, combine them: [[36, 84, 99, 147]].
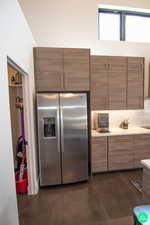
[[18, 169, 150, 225]]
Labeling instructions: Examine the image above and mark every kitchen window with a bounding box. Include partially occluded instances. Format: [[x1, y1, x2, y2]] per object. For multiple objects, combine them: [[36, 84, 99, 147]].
[[98, 8, 150, 43]]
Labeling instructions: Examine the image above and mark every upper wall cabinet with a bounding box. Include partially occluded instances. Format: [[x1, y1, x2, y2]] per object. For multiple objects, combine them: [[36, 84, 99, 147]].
[[91, 56, 108, 110], [91, 55, 144, 110], [91, 56, 127, 110], [108, 56, 127, 110], [64, 48, 90, 91], [34, 47, 64, 91], [34, 47, 90, 92], [127, 57, 144, 109]]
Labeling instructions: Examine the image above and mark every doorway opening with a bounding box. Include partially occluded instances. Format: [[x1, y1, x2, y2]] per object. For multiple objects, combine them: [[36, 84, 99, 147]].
[[7, 58, 29, 195]]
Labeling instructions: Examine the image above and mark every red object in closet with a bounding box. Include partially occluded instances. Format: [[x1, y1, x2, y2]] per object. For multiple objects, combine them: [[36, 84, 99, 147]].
[[15, 170, 28, 194]]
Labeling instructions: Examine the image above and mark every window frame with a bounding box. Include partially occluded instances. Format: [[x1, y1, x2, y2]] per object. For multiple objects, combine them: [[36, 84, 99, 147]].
[[98, 8, 150, 42]]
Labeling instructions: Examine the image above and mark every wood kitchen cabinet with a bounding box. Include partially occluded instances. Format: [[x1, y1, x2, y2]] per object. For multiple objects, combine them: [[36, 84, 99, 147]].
[[108, 134, 150, 171], [134, 134, 150, 168], [127, 57, 144, 109], [91, 56, 108, 110], [34, 47, 90, 92], [90, 55, 144, 110], [108, 135, 134, 171], [91, 133, 150, 174], [63, 48, 90, 91], [34, 47, 64, 91], [92, 137, 107, 173], [91, 56, 127, 110], [108, 56, 127, 110]]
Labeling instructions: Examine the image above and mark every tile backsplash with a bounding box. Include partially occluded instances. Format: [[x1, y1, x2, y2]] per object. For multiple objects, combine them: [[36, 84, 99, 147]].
[[92, 99, 150, 129]]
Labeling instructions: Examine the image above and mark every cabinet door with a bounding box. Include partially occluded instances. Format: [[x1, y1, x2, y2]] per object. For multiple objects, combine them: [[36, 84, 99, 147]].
[[108, 56, 127, 110], [134, 134, 150, 168], [91, 56, 108, 110], [92, 137, 107, 173], [127, 57, 144, 109], [108, 135, 134, 171], [64, 48, 90, 90], [34, 47, 64, 91]]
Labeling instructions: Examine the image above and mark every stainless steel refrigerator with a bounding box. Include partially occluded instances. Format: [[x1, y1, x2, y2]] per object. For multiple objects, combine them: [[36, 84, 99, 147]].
[[37, 92, 89, 186]]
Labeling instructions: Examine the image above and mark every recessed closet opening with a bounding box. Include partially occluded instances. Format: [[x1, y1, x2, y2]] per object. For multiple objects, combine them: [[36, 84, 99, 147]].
[[7, 58, 29, 195]]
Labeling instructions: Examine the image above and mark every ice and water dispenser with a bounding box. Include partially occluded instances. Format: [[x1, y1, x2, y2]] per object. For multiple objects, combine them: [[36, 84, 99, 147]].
[[43, 117, 56, 137]]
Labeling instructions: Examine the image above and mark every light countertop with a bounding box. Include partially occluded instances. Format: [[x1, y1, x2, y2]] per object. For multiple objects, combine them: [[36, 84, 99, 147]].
[[141, 159, 150, 169], [92, 126, 150, 137]]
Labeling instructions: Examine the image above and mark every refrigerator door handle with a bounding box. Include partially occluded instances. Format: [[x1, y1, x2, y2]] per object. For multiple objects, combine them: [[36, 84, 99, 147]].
[[60, 108, 64, 153], [57, 108, 61, 153]]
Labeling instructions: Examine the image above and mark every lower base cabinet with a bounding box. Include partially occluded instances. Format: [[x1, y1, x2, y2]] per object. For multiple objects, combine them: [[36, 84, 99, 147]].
[[108, 135, 134, 171], [92, 134, 150, 173], [92, 137, 107, 173], [143, 166, 150, 196], [134, 134, 150, 168]]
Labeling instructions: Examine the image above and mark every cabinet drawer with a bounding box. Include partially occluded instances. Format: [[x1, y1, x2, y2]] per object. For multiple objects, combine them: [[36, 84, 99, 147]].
[[92, 137, 107, 146], [109, 135, 133, 149], [134, 134, 150, 145]]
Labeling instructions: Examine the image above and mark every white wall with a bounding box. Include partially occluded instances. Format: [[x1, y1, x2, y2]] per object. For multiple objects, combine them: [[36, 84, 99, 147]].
[[20, 0, 150, 96], [0, 0, 36, 224], [92, 100, 150, 129]]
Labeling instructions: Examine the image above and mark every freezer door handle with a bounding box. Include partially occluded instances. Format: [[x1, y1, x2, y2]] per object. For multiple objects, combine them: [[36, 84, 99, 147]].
[[60, 108, 64, 153], [57, 108, 61, 153]]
